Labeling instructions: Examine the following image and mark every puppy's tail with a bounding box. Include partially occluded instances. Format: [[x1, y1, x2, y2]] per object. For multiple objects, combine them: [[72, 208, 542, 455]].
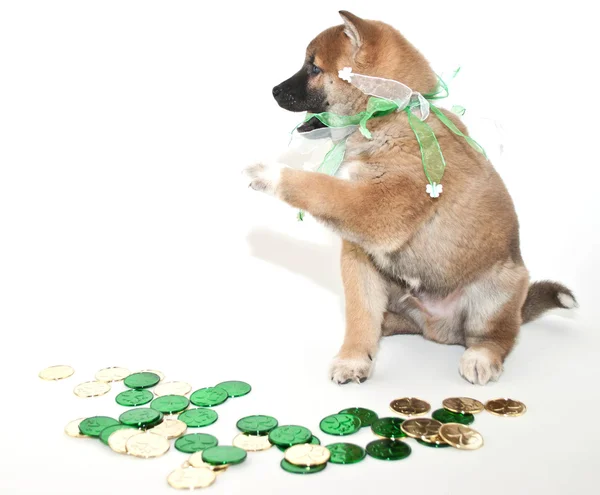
[[522, 281, 577, 324]]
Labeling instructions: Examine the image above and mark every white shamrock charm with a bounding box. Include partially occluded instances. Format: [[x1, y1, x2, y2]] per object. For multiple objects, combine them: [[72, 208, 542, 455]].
[[338, 67, 353, 82], [426, 182, 443, 198]]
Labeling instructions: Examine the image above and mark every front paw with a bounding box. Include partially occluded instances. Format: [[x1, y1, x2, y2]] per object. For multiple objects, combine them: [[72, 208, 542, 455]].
[[330, 353, 373, 385], [244, 163, 286, 196], [459, 347, 503, 385]]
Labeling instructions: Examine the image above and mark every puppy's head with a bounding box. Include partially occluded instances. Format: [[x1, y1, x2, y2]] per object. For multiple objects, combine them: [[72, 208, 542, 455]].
[[272, 11, 438, 124]]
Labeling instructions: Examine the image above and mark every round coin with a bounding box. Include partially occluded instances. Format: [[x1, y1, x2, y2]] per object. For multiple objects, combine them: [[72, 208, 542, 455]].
[[124, 372, 160, 389], [280, 459, 327, 475], [215, 380, 251, 398], [202, 446, 247, 466], [148, 418, 187, 439], [108, 428, 141, 454], [179, 408, 218, 428], [190, 387, 229, 407], [167, 467, 216, 490], [73, 381, 111, 398], [151, 395, 190, 414], [175, 433, 219, 454], [95, 367, 131, 382], [438, 423, 484, 450], [432, 408, 474, 425], [232, 433, 273, 452], [417, 437, 450, 448], [154, 381, 192, 397], [390, 397, 431, 417], [64, 418, 87, 438], [366, 439, 412, 461], [139, 369, 165, 380], [485, 398, 527, 417], [338, 407, 378, 427], [78, 416, 119, 437], [39, 365, 74, 381], [443, 397, 484, 415], [119, 408, 163, 429], [371, 417, 406, 439], [99, 424, 135, 446], [401, 418, 442, 441], [285, 444, 330, 466], [236, 415, 278, 435], [268, 425, 312, 448], [126, 431, 170, 458], [326, 443, 366, 464], [319, 414, 361, 436], [277, 435, 320, 452], [189, 452, 230, 472], [116, 389, 154, 407]]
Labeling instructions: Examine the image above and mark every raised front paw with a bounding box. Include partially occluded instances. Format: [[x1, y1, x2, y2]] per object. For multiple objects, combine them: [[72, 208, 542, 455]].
[[459, 347, 503, 385], [330, 354, 373, 385], [244, 163, 286, 196]]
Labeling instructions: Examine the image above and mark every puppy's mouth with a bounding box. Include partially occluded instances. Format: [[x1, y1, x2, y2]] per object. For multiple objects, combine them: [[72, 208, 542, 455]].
[[297, 116, 327, 133]]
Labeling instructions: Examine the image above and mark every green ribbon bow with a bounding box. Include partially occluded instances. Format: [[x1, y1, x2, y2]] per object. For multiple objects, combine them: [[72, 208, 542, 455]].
[[294, 72, 486, 220]]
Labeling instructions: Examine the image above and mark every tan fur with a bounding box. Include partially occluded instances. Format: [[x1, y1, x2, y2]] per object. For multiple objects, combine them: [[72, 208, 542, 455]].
[[246, 11, 575, 384]]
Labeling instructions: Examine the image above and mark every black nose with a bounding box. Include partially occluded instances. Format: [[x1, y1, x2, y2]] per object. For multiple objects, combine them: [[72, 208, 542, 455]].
[[272, 85, 282, 97]]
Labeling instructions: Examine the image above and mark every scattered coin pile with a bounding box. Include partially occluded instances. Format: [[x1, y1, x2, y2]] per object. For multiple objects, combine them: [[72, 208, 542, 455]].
[[40, 364, 527, 489]]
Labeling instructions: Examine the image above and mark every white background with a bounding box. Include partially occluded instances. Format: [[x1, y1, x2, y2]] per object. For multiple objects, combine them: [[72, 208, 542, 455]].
[[1, 1, 599, 494]]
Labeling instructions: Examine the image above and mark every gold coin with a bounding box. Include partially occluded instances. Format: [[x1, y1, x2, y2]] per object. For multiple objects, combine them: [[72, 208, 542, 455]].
[[485, 398, 527, 417], [284, 444, 331, 466], [64, 418, 87, 438], [400, 418, 442, 441], [126, 432, 170, 458], [419, 434, 448, 446], [39, 365, 74, 381], [167, 467, 216, 490], [232, 433, 273, 452], [389, 397, 431, 417], [438, 423, 484, 450], [188, 453, 230, 473], [139, 369, 165, 380], [108, 428, 141, 454], [153, 381, 192, 397], [94, 366, 131, 382], [148, 419, 187, 439], [73, 380, 111, 398], [443, 397, 484, 414]]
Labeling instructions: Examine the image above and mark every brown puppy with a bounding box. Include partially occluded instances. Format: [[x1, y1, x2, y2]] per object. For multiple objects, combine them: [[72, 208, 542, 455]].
[[245, 11, 576, 385]]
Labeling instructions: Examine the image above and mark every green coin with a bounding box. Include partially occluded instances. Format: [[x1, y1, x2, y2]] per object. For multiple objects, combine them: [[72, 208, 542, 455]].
[[371, 417, 406, 439], [319, 414, 361, 436], [150, 395, 190, 414], [236, 415, 278, 435], [215, 380, 251, 398], [366, 439, 412, 460], [202, 446, 247, 465], [339, 407, 378, 428], [179, 408, 218, 427], [123, 372, 160, 389], [78, 416, 119, 437], [99, 424, 135, 445], [280, 459, 327, 475], [189, 387, 229, 407], [119, 408, 163, 429], [432, 408, 475, 425], [268, 425, 312, 447], [326, 443, 366, 464], [417, 438, 451, 448], [116, 389, 153, 407], [277, 435, 320, 452], [174, 433, 219, 454]]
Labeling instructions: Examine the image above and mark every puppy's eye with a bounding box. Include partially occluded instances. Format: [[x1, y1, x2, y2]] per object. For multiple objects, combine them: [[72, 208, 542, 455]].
[[311, 64, 322, 75]]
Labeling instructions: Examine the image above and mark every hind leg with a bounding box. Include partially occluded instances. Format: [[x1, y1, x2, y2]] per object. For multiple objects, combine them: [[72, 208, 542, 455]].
[[459, 265, 529, 385]]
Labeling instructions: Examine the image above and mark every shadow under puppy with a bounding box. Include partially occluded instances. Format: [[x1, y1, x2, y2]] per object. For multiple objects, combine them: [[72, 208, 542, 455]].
[[245, 11, 576, 385]]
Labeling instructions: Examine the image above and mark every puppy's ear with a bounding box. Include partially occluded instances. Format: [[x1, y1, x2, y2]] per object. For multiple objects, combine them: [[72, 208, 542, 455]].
[[339, 11, 368, 49]]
